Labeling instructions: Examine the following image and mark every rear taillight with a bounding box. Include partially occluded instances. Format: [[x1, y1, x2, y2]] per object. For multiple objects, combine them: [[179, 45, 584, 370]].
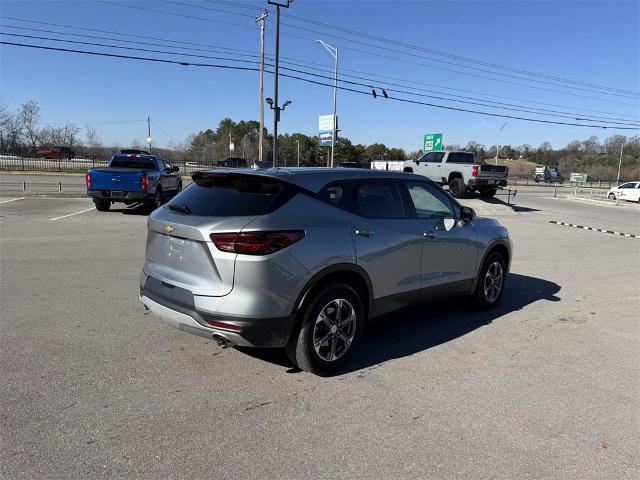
[[472, 165, 479, 177], [210, 231, 305, 255], [85, 172, 91, 188], [141, 175, 149, 192], [205, 319, 241, 332]]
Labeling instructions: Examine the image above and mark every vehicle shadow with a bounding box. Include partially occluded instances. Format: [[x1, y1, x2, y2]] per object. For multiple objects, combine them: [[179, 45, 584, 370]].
[[237, 273, 561, 375], [107, 203, 150, 216], [465, 192, 541, 213]]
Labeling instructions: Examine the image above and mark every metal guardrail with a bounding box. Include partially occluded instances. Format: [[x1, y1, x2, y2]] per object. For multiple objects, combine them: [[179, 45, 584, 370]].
[[508, 176, 621, 190], [0, 154, 221, 174]]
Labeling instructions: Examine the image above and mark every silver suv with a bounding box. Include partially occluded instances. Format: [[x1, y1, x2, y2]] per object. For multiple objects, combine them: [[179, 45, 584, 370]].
[[140, 168, 511, 375]]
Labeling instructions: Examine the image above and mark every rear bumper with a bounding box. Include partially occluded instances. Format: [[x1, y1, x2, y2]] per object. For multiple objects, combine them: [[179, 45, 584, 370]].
[[87, 189, 151, 201], [139, 275, 295, 348], [468, 178, 507, 188]]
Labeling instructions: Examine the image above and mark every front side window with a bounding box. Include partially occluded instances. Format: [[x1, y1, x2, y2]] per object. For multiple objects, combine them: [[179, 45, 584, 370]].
[[349, 181, 406, 218], [404, 181, 455, 218], [419, 152, 435, 163]]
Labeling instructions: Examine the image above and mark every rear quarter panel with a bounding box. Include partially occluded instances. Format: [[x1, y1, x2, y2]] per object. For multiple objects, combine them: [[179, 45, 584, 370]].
[[226, 193, 357, 317]]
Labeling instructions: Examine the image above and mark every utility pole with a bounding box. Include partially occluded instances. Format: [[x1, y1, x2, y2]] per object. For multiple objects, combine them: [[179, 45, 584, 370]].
[[268, 0, 293, 167], [616, 141, 625, 185], [297, 139, 300, 167], [255, 10, 268, 163], [315, 40, 338, 167], [146, 116, 152, 153]]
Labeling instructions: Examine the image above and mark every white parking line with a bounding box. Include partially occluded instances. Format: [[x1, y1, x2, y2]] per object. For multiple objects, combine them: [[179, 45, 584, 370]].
[[49, 207, 96, 221], [0, 197, 25, 204]]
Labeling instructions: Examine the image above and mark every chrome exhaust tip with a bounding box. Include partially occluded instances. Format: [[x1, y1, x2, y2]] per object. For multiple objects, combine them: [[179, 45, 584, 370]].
[[213, 334, 233, 349]]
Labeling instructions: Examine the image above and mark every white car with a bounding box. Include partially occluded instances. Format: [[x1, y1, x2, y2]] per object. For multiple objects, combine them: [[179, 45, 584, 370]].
[[607, 181, 640, 202]]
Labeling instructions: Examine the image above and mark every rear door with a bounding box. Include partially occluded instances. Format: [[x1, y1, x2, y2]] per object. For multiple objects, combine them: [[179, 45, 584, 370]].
[[347, 179, 422, 315], [400, 180, 478, 293]]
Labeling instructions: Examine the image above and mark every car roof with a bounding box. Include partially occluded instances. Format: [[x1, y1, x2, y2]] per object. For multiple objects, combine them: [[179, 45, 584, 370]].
[[198, 167, 426, 193]]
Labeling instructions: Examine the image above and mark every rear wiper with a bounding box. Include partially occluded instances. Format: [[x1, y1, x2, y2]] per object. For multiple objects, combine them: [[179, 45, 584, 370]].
[[168, 203, 192, 214]]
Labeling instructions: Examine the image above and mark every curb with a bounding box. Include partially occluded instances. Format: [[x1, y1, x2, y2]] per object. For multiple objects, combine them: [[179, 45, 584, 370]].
[[564, 196, 640, 209]]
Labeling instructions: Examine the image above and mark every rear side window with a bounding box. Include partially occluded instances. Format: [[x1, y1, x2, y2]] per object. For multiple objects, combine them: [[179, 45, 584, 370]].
[[349, 181, 406, 218], [318, 182, 353, 210], [168, 174, 290, 217], [447, 152, 475, 164], [110, 157, 156, 169]]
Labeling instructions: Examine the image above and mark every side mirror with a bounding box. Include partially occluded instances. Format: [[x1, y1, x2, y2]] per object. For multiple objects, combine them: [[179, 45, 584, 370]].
[[460, 206, 475, 223], [173, 166, 180, 172]]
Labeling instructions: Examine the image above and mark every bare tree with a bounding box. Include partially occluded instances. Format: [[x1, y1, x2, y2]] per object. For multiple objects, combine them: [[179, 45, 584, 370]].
[[16, 101, 42, 151], [85, 125, 102, 157], [0, 101, 21, 153]]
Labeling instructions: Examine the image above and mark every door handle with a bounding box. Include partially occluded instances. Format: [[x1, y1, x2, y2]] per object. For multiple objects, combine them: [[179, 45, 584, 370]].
[[423, 232, 437, 239], [355, 229, 374, 237]]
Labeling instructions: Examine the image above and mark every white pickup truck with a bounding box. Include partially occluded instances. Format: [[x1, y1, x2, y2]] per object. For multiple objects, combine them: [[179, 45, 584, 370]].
[[403, 150, 508, 198]]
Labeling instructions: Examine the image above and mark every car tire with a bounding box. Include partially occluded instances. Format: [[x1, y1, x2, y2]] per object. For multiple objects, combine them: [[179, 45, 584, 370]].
[[449, 177, 465, 198], [403, 168, 414, 173], [608, 193, 616, 200], [176, 181, 182, 193], [93, 199, 110, 211], [473, 252, 507, 309], [145, 188, 163, 212], [286, 284, 364, 376], [480, 188, 497, 198]]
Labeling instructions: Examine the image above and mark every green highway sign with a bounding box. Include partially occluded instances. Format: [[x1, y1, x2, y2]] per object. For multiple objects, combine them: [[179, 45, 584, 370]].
[[423, 133, 443, 152], [570, 172, 588, 183]]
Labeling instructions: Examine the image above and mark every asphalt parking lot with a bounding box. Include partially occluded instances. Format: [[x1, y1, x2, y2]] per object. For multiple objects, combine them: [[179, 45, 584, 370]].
[[1, 192, 639, 479]]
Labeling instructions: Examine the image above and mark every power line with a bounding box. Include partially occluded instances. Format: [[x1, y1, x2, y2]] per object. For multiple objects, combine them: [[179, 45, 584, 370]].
[[3, 17, 636, 119], [94, 0, 640, 105], [0, 31, 260, 66], [2, 40, 638, 131], [150, 120, 178, 143], [3, 30, 637, 126], [206, 0, 639, 97], [40, 119, 146, 126]]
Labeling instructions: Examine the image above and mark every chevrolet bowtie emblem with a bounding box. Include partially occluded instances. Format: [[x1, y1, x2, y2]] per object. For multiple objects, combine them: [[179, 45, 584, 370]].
[[164, 224, 175, 234]]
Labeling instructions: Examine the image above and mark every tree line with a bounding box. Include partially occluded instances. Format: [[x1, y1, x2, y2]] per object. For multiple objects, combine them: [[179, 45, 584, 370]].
[[1, 101, 638, 180]]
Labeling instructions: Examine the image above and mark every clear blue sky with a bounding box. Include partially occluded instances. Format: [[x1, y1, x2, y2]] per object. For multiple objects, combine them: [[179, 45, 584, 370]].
[[1, 0, 638, 151]]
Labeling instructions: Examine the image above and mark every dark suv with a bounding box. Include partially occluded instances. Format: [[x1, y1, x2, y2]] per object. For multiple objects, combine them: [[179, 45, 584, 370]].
[[37, 147, 75, 159], [216, 157, 248, 168]]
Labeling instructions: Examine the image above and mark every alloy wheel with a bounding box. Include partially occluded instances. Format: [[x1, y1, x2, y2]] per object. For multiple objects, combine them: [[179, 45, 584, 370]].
[[483, 261, 504, 303], [312, 299, 357, 362]]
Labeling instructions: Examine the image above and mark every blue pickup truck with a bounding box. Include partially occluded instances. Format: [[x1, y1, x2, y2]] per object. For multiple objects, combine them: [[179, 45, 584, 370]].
[[86, 150, 182, 211]]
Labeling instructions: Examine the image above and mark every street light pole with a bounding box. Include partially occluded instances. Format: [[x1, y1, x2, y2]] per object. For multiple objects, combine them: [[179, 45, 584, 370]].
[[315, 39, 338, 168], [483, 120, 509, 165], [268, 0, 293, 168], [297, 140, 300, 167], [616, 141, 625, 185], [255, 10, 268, 164], [146, 116, 152, 153]]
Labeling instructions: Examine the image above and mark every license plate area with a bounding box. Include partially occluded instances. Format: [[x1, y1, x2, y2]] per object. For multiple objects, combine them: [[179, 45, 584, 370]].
[[111, 191, 125, 198]]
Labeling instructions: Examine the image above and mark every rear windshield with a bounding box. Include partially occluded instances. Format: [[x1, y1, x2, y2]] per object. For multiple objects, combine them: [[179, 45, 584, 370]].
[[110, 157, 156, 169], [167, 173, 290, 217]]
